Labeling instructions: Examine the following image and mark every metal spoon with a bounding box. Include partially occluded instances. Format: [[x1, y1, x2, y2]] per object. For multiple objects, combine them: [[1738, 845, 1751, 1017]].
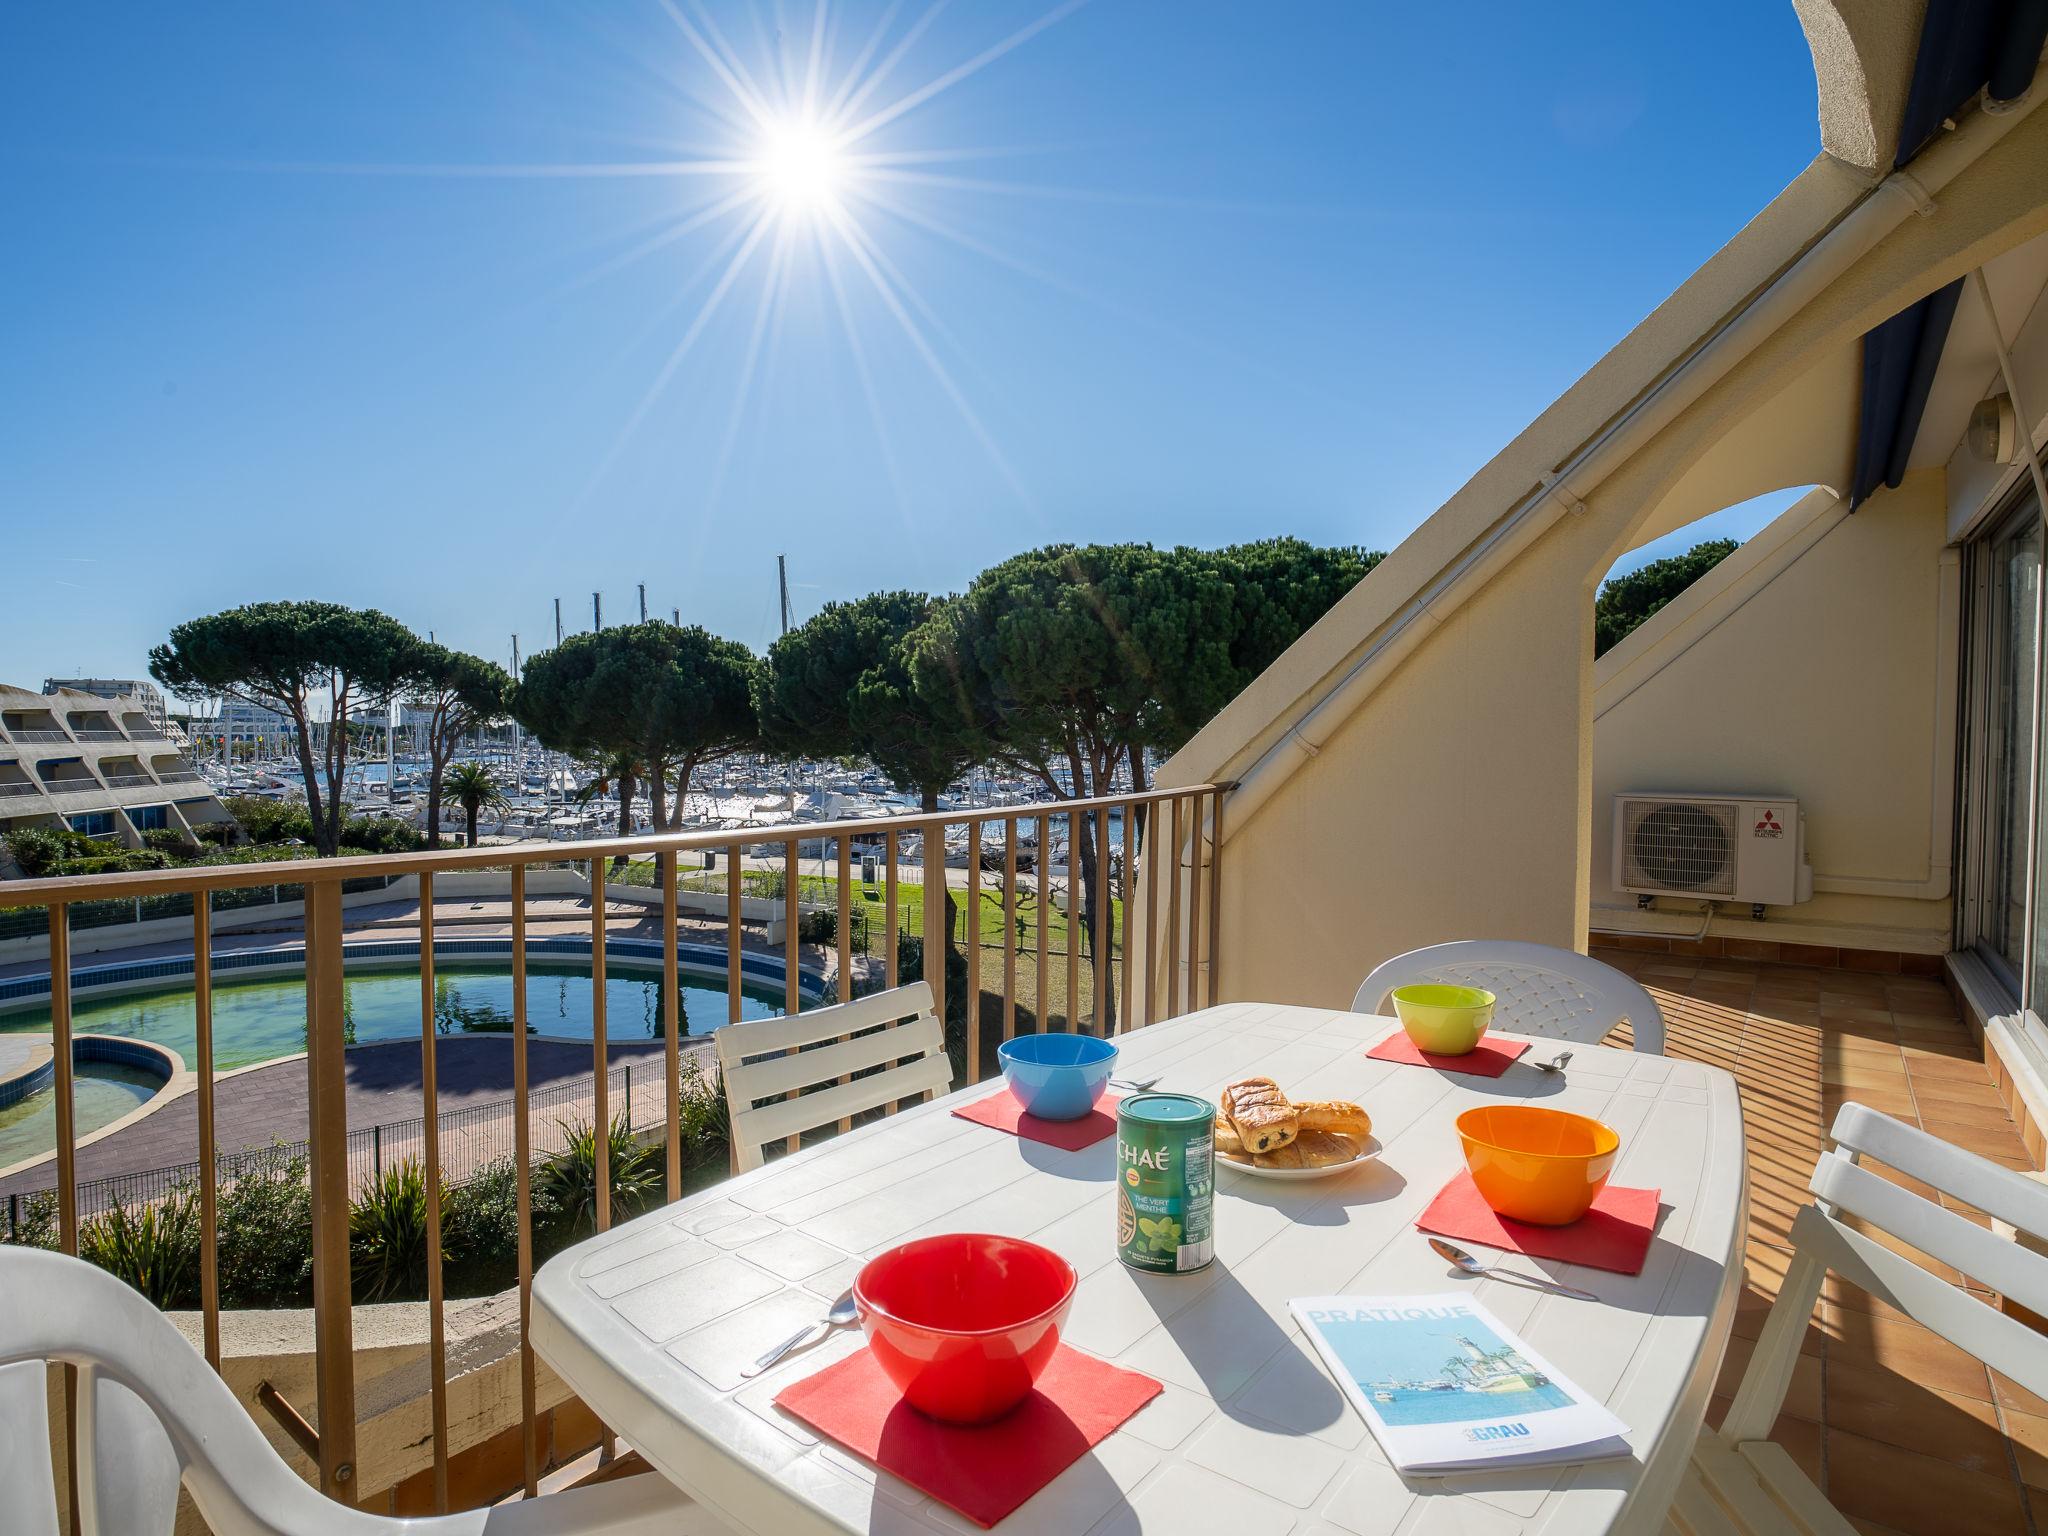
[[743, 1289, 859, 1377], [1111, 1075, 1160, 1092], [1532, 1051, 1573, 1075], [1427, 1238, 1600, 1301]]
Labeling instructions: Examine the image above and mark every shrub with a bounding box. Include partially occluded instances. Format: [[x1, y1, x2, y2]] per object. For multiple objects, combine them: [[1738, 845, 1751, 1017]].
[[2, 1190, 59, 1249], [225, 796, 313, 845], [4, 826, 72, 877], [143, 827, 201, 857], [341, 816, 426, 855], [535, 1118, 665, 1241], [2, 826, 152, 876], [677, 1058, 732, 1171], [216, 1155, 314, 1307], [78, 1188, 203, 1309], [797, 909, 836, 946], [350, 1157, 447, 1302], [191, 819, 240, 847]]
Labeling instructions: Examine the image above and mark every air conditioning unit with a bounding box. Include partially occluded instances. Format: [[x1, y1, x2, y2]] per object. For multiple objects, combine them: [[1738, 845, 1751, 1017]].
[[1612, 793, 1807, 909]]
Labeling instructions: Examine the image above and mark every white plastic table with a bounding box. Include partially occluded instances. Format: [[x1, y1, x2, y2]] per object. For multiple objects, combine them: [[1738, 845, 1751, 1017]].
[[531, 1002, 1747, 1536]]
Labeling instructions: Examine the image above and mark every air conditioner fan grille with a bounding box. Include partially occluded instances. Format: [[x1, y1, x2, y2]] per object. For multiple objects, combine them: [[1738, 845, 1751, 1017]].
[[1624, 800, 1736, 896]]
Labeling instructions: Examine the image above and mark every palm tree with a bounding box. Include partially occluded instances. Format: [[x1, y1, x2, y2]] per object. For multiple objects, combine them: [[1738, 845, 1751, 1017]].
[[444, 761, 507, 848]]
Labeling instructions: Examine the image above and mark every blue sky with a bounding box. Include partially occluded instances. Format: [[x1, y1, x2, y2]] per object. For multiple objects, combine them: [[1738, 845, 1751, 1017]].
[[1, 2, 1821, 698]]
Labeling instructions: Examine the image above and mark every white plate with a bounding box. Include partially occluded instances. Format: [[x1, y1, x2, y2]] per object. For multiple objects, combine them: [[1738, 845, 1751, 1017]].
[[1216, 1136, 1381, 1181]]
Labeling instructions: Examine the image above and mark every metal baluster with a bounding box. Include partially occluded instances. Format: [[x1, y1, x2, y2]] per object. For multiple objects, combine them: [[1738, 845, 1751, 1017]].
[[885, 829, 900, 989], [836, 835, 853, 1133], [1144, 797, 1160, 1028], [1067, 808, 1082, 1032], [1167, 797, 1185, 1020], [726, 843, 742, 1027], [1208, 789, 1225, 1007], [1035, 815, 1049, 1033], [784, 839, 800, 1153], [511, 866, 537, 1498], [1187, 796, 1205, 1016], [590, 860, 609, 1233], [1119, 801, 1136, 1036], [195, 896, 220, 1371], [50, 903, 80, 1532], [966, 821, 982, 1080], [1002, 820, 1018, 1042], [662, 852, 680, 1201], [418, 871, 449, 1511], [303, 880, 357, 1500], [924, 820, 946, 1041], [1094, 805, 1110, 1035]]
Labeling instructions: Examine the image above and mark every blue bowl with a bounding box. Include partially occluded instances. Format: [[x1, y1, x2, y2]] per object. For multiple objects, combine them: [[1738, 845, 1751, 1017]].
[[998, 1033, 1119, 1121]]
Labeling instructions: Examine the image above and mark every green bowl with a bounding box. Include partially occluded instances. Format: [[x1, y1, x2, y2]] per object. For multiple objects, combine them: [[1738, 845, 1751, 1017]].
[[1391, 983, 1496, 1055]]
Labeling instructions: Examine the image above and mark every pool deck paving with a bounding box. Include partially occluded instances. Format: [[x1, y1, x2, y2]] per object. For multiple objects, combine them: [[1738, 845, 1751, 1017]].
[[0, 1032, 712, 1205]]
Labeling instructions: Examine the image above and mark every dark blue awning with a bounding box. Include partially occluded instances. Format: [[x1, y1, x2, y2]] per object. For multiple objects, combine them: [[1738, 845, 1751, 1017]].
[[1850, 0, 2045, 507], [1850, 278, 1964, 509], [1896, 0, 2048, 168]]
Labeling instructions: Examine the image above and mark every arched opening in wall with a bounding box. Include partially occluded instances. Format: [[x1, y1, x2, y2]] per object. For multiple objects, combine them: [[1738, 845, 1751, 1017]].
[[1591, 486, 1819, 659]]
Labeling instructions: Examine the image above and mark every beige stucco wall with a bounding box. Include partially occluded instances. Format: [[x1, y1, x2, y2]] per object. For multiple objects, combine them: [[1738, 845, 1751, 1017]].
[[1591, 476, 1955, 954], [1151, 70, 2048, 1011]]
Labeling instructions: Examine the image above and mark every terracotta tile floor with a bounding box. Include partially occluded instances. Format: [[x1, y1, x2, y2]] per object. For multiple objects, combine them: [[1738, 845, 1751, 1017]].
[[1592, 947, 2040, 1535]]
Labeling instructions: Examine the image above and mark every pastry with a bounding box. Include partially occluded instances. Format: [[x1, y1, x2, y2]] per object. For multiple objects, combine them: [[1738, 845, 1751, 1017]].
[[1220, 1077, 1298, 1152], [1295, 1101, 1372, 1139], [1214, 1122, 1246, 1157], [1292, 1130, 1360, 1167], [1252, 1141, 1306, 1169]]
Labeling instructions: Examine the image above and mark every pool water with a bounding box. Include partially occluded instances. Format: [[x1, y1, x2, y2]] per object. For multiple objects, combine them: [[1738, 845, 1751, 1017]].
[[0, 964, 789, 1074], [0, 1064, 162, 1170]]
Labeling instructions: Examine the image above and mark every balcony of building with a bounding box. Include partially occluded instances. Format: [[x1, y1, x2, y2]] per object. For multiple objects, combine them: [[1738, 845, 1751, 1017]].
[[1, 710, 72, 746], [63, 710, 127, 743], [94, 755, 158, 791], [148, 753, 206, 786], [0, 762, 43, 802]]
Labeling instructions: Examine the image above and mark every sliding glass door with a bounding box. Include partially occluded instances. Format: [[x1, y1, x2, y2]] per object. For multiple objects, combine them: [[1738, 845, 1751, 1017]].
[[1963, 492, 2045, 1002]]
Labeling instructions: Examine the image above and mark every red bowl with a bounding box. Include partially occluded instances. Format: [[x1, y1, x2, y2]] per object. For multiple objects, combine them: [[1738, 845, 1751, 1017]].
[[853, 1234, 1077, 1424]]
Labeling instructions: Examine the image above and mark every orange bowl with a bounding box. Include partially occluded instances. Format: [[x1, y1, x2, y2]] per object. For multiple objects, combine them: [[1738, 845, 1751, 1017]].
[[1456, 1105, 1620, 1226]]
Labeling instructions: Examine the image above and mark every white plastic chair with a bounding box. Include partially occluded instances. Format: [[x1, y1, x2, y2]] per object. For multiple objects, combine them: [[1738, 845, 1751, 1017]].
[[715, 981, 953, 1173], [0, 1247, 715, 1536], [1672, 1103, 2048, 1534], [1352, 939, 1666, 1054]]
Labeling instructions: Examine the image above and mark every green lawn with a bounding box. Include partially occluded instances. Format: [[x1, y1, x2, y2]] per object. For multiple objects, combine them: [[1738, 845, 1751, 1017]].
[[630, 861, 1127, 951]]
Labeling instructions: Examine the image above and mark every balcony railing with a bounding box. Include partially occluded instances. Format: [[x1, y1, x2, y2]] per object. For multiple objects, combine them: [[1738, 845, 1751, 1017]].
[[37, 779, 105, 797], [97, 773, 156, 788], [0, 783, 1222, 1512], [5, 729, 74, 744], [0, 782, 43, 798], [152, 769, 205, 784], [69, 728, 128, 742]]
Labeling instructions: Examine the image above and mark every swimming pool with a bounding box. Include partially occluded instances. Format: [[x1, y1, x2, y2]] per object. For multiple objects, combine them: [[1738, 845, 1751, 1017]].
[[0, 1062, 162, 1171], [0, 963, 791, 1075]]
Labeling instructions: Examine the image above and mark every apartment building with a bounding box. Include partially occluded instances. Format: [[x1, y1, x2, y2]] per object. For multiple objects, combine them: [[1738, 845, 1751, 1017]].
[[0, 681, 235, 847]]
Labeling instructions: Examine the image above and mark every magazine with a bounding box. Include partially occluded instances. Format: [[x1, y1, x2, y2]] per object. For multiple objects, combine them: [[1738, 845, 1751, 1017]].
[[1289, 1293, 1630, 1474]]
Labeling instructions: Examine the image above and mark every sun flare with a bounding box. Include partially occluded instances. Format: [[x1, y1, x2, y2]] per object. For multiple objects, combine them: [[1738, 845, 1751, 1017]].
[[756, 118, 846, 214]]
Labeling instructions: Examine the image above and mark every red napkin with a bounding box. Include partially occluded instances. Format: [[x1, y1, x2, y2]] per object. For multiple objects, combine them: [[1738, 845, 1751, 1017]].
[[953, 1088, 1122, 1150], [1416, 1171, 1664, 1276], [775, 1343, 1162, 1528], [1368, 1032, 1530, 1078]]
